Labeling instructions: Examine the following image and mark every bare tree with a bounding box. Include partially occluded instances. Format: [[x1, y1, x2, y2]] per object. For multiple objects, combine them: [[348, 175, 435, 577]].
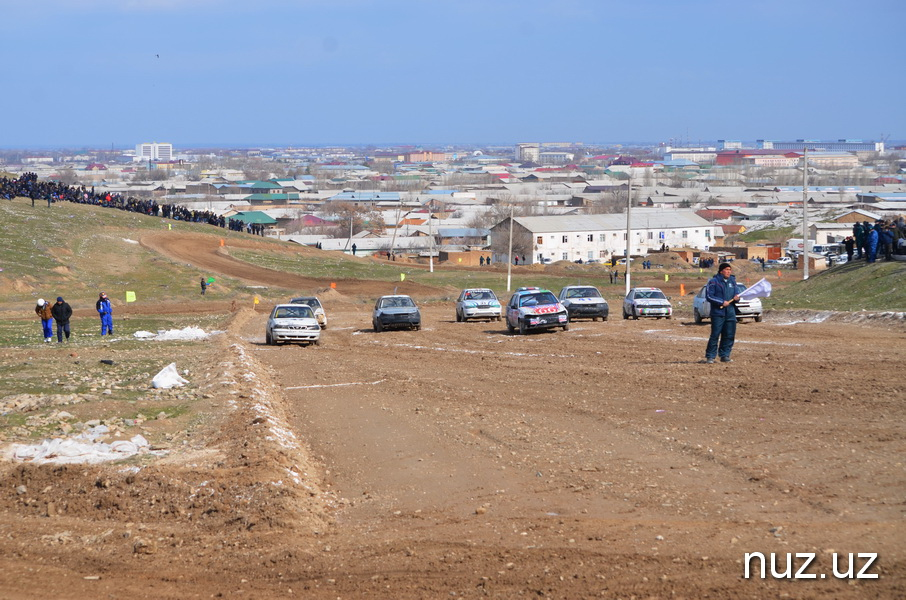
[[57, 168, 80, 185], [320, 202, 384, 236]]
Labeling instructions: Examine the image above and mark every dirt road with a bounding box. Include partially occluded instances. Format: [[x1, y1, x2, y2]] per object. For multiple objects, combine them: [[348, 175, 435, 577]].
[[1, 233, 903, 599], [237, 302, 905, 598]]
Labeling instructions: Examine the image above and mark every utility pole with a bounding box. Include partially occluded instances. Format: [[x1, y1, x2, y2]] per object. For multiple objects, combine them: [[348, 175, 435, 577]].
[[428, 201, 434, 273], [624, 175, 632, 295], [802, 148, 809, 281], [506, 204, 514, 292]]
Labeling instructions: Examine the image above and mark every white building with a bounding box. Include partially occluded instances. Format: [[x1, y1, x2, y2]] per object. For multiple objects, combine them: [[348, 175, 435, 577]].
[[491, 210, 716, 264], [515, 143, 540, 163], [135, 142, 174, 162]]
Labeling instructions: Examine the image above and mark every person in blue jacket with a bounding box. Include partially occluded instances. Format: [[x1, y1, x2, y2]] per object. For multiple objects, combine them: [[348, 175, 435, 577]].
[[704, 263, 740, 364], [866, 225, 879, 263], [96, 291, 113, 336]]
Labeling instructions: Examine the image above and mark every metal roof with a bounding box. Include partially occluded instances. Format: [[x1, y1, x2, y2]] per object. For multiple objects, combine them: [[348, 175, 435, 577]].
[[510, 210, 712, 233]]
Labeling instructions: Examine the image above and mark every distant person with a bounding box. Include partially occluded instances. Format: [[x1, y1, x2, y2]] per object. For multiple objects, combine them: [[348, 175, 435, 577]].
[[351, 243, 357, 256], [866, 225, 879, 263], [844, 236, 855, 262], [200, 277, 208, 295], [759, 257, 766, 271], [880, 222, 895, 261], [34, 298, 53, 343], [479, 256, 484, 267], [792, 255, 798, 269], [704, 263, 739, 364], [51, 296, 72, 343], [853, 223, 864, 259], [485, 256, 490, 266], [96, 291, 113, 336]]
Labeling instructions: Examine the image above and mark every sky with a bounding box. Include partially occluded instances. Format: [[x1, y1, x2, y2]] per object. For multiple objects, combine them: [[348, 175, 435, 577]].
[[0, 0, 903, 149]]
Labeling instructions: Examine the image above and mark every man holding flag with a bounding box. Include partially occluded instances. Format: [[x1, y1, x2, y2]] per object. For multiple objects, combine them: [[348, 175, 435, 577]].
[[703, 266, 773, 364], [704, 263, 740, 364]]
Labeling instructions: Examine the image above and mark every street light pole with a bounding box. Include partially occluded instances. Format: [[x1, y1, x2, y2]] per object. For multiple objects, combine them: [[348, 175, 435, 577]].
[[625, 175, 632, 295], [506, 204, 514, 292], [802, 148, 809, 281], [428, 201, 434, 273]]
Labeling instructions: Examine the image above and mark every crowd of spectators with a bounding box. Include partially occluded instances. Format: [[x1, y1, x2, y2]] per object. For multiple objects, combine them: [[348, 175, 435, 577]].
[[0, 173, 267, 235]]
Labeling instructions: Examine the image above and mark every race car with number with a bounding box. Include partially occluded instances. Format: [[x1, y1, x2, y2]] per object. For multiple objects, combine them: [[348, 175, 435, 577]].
[[505, 287, 569, 335]]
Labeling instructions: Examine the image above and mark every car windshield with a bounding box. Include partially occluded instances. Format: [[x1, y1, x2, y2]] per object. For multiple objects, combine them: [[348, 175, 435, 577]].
[[292, 298, 320, 309], [464, 290, 495, 301], [634, 290, 666, 300], [566, 287, 599, 298], [274, 306, 314, 319], [380, 297, 415, 308], [735, 284, 748, 294], [520, 292, 558, 307]]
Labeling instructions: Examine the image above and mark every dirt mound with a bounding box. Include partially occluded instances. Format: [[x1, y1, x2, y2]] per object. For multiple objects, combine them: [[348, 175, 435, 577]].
[[141, 232, 443, 298]]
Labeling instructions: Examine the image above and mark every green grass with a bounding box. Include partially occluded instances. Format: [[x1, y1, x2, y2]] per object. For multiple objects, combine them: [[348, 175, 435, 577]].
[[2, 195, 903, 313], [737, 226, 796, 243], [0, 197, 254, 305], [230, 248, 684, 302], [765, 260, 906, 311]]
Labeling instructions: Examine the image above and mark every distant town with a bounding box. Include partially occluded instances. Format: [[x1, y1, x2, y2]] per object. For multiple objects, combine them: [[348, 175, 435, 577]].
[[2, 139, 903, 268]]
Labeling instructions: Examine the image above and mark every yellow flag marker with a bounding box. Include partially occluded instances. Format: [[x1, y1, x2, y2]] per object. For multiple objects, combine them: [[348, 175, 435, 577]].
[[400, 273, 406, 281], [254, 296, 260, 305], [664, 273, 669, 282], [125, 291, 136, 303]]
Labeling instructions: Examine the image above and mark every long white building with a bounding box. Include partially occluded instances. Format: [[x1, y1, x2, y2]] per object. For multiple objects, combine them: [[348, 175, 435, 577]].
[[490, 210, 716, 264]]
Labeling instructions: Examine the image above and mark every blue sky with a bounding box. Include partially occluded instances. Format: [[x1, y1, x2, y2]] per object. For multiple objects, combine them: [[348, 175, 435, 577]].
[[1, 0, 902, 149]]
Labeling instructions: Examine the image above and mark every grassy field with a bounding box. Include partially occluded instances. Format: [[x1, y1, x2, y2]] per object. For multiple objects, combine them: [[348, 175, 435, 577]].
[[763, 260, 906, 311], [1, 195, 903, 313]]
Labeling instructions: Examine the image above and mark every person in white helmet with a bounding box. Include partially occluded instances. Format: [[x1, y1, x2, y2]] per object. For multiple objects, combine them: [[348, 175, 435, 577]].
[[34, 298, 53, 342]]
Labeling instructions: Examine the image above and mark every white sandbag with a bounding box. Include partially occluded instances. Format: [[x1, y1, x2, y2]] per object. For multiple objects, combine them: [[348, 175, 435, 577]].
[[151, 363, 189, 389]]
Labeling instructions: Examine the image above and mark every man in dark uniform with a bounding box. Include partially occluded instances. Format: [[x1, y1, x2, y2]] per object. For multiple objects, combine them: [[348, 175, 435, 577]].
[[704, 263, 739, 364], [51, 296, 73, 343]]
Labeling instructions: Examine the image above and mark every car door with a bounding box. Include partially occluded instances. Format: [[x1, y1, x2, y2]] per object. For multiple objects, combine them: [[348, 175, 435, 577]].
[[696, 286, 710, 319], [506, 295, 520, 327]]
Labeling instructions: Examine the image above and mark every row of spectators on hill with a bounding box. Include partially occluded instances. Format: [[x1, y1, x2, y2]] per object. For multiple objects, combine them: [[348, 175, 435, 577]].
[[0, 173, 267, 235]]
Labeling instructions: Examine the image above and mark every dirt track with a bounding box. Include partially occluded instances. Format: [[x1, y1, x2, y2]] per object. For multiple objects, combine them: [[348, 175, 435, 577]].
[[1, 234, 903, 599]]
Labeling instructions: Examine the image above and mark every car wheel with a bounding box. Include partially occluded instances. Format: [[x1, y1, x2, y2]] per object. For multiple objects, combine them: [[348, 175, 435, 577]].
[[622, 311, 628, 320], [755, 314, 763, 323], [562, 321, 570, 331], [602, 315, 608, 322], [507, 321, 515, 334], [265, 331, 273, 346], [518, 319, 527, 335], [313, 338, 320, 346], [374, 320, 383, 333], [455, 312, 462, 322], [633, 313, 639, 320], [414, 324, 421, 331], [694, 308, 702, 324]]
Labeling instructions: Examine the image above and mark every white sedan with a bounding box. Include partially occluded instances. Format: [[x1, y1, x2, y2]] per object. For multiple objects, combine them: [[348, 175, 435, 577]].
[[266, 304, 321, 346]]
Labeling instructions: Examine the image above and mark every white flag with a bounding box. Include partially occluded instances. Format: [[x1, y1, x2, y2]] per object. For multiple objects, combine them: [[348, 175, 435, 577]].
[[739, 277, 772, 301]]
